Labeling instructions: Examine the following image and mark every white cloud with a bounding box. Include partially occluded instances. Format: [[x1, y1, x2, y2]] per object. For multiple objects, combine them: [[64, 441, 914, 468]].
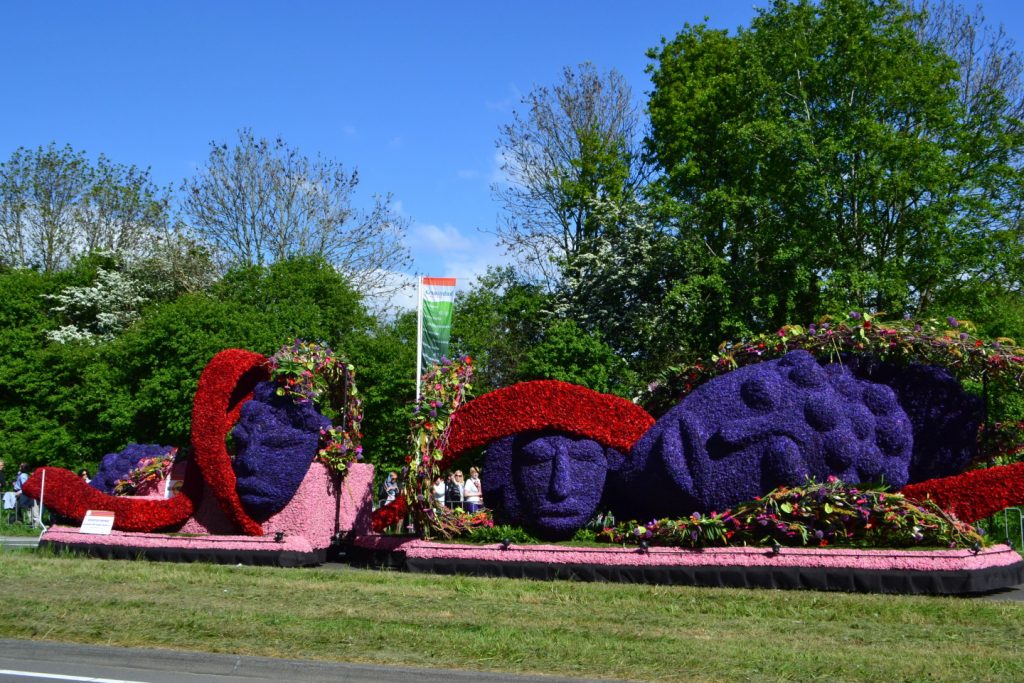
[[341, 124, 357, 136], [485, 83, 522, 111], [456, 169, 479, 180], [490, 148, 517, 186], [410, 222, 475, 252], [405, 222, 512, 299]]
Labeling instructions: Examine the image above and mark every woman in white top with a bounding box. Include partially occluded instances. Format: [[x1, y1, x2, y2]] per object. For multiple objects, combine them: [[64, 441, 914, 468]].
[[463, 466, 483, 512], [433, 476, 447, 507]]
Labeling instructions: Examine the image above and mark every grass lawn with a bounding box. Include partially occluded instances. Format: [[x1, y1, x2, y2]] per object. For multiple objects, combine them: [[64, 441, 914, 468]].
[[0, 550, 1022, 682]]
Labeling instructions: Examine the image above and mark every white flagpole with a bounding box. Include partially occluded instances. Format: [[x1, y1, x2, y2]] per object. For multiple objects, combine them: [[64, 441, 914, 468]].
[[38, 468, 46, 532], [415, 277, 424, 402]]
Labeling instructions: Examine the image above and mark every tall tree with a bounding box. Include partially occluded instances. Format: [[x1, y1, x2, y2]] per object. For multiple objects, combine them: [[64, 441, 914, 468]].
[[646, 0, 1024, 335], [181, 129, 411, 296], [493, 63, 649, 287], [0, 144, 170, 272]]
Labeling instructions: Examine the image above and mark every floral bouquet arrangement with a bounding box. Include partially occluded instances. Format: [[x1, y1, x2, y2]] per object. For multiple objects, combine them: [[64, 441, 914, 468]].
[[597, 477, 987, 550], [112, 448, 177, 496]]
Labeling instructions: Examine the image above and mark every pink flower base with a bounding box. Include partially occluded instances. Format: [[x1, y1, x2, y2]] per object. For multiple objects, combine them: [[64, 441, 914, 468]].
[[353, 536, 1022, 573], [41, 462, 374, 558]]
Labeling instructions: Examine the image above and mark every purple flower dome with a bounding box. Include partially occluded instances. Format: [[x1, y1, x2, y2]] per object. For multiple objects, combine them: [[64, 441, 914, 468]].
[[610, 351, 913, 520], [90, 443, 176, 495]]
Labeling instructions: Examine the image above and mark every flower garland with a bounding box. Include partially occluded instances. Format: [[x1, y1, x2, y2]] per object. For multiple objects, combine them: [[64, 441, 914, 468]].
[[596, 478, 986, 550], [402, 356, 474, 534], [643, 314, 1024, 418], [267, 340, 363, 474], [113, 449, 177, 496]]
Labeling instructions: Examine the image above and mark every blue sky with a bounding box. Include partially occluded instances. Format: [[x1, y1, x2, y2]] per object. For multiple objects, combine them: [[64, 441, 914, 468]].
[[2, 1, 1023, 309]]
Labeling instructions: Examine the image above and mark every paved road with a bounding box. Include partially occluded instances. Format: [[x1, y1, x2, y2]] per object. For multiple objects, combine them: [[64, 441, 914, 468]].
[[0, 639, 626, 683], [0, 535, 40, 551]]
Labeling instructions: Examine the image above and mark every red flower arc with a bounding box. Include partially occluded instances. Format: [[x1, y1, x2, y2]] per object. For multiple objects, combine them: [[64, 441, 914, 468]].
[[23, 349, 269, 535], [441, 380, 656, 468], [189, 348, 269, 535]]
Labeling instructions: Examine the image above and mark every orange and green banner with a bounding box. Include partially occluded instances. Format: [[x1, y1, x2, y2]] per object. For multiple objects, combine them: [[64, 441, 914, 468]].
[[416, 276, 456, 398]]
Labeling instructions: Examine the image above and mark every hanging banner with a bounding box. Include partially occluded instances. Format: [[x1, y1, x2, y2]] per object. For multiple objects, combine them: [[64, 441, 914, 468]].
[[416, 276, 456, 399]]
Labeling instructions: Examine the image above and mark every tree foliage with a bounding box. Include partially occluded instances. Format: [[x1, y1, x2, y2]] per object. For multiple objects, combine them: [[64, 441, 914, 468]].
[[0, 143, 170, 272], [181, 129, 411, 297], [493, 63, 649, 287], [646, 0, 1024, 337]]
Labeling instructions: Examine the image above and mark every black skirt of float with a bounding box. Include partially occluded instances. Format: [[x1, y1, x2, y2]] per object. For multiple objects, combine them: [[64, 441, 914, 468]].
[[39, 540, 327, 568], [377, 553, 1024, 596]]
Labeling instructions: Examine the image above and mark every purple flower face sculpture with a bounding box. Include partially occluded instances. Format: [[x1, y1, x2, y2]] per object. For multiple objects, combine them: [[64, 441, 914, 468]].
[[484, 431, 619, 540], [611, 350, 913, 520], [231, 381, 331, 520]]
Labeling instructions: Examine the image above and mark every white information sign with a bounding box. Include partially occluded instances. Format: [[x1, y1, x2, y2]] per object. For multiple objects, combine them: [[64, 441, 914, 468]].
[[79, 510, 116, 535]]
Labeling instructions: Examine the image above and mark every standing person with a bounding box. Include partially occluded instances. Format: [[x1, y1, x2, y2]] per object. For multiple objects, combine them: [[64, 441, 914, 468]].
[[445, 470, 464, 509], [381, 471, 399, 505], [79, 469, 91, 484], [13, 463, 35, 525], [433, 475, 447, 508], [463, 466, 483, 512]]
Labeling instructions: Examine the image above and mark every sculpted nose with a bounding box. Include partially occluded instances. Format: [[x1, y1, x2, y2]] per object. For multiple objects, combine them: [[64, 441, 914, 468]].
[[550, 445, 571, 501]]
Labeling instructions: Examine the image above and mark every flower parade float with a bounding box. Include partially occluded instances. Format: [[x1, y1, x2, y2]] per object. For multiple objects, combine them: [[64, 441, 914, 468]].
[[358, 317, 1024, 594], [23, 342, 374, 567]]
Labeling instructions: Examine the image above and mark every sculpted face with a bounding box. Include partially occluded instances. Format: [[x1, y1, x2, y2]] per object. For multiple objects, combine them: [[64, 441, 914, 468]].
[[486, 431, 612, 540], [232, 381, 331, 520]]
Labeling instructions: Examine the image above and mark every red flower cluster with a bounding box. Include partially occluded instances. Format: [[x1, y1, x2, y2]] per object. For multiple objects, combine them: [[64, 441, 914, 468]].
[[371, 493, 408, 533], [441, 380, 655, 469], [22, 348, 268, 535], [23, 467, 194, 531], [189, 348, 269, 536], [900, 462, 1024, 523]]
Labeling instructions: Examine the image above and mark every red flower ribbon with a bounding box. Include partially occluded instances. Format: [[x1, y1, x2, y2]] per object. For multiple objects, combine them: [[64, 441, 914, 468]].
[[900, 462, 1024, 523]]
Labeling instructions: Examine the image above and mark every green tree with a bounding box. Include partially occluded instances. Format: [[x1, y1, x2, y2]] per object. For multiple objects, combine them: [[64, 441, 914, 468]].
[[646, 0, 1024, 337], [450, 267, 551, 392], [493, 63, 649, 287]]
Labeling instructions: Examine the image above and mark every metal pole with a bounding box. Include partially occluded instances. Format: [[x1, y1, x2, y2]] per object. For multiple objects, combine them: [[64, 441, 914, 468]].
[[415, 277, 424, 402], [38, 468, 46, 532]]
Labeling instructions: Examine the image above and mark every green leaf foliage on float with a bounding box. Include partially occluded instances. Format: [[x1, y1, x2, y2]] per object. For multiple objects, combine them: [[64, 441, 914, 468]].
[[596, 477, 987, 550]]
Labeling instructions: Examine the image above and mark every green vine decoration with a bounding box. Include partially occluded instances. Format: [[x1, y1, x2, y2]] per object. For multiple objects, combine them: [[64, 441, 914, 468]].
[[404, 356, 474, 536], [268, 340, 363, 474]]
